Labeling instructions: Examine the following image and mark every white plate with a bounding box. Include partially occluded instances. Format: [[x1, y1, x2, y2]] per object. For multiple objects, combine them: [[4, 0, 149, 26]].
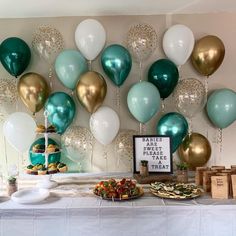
[[11, 188, 50, 204]]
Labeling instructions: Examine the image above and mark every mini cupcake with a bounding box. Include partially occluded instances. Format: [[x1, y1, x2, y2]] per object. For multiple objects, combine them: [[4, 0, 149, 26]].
[[35, 163, 43, 170], [46, 144, 58, 153], [47, 125, 57, 133], [48, 166, 58, 174], [32, 144, 45, 153], [31, 166, 38, 175], [38, 167, 47, 175], [57, 163, 68, 173], [25, 164, 34, 174], [36, 124, 46, 133], [48, 163, 57, 168]]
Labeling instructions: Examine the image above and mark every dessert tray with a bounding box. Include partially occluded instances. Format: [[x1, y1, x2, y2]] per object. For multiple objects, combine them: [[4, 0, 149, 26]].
[[93, 178, 144, 201], [150, 182, 203, 200], [11, 188, 50, 204]]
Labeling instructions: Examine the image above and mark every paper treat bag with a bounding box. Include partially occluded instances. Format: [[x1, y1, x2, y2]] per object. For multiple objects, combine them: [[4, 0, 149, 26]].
[[211, 175, 229, 199], [231, 175, 236, 198]]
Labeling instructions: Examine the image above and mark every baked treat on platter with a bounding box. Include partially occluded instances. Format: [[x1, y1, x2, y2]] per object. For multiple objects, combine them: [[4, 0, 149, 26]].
[[31, 166, 38, 175], [38, 166, 47, 175], [57, 163, 68, 173], [32, 144, 45, 153], [48, 166, 58, 174], [46, 144, 59, 153], [36, 124, 46, 133], [26, 164, 34, 174], [46, 125, 57, 133]]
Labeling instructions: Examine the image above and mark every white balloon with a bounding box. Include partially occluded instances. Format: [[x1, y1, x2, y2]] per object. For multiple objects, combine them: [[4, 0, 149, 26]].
[[90, 106, 120, 145], [3, 112, 36, 153], [75, 19, 106, 61], [163, 24, 194, 66]]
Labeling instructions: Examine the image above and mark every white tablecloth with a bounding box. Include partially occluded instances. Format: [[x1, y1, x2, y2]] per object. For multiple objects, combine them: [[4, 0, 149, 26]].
[[0, 175, 236, 236]]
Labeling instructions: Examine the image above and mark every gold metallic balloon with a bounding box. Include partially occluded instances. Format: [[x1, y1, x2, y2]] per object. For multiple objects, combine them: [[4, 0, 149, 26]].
[[191, 35, 225, 77], [76, 71, 107, 113], [18, 72, 50, 114], [178, 132, 211, 169]]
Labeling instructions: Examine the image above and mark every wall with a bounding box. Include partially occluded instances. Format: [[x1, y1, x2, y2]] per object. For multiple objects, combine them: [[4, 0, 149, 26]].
[[0, 13, 235, 176]]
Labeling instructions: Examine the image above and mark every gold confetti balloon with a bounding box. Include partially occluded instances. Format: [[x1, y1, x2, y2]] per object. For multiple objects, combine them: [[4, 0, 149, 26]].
[[32, 25, 64, 64], [173, 78, 207, 118], [127, 23, 158, 63], [0, 78, 17, 120]]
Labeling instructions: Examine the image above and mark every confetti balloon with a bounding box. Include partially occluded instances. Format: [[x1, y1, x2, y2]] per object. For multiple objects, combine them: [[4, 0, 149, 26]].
[[0, 78, 17, 120], [32, 25, 64, 64], [61, 126, 93, 171], [127, 23, 157, 63], [173, 78, 206, 118]]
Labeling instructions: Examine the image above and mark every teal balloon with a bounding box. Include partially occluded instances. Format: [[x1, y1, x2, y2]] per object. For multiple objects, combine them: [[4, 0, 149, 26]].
[[207, 88, 236, 129], [156, 112, 188, 153], [101, 44, 132, 87], [55, 49, 88, 90], [127, 81, 161, 123], [29, 138, 61, 165], [45, 92, 76, 134], [148, 59, 179, 99], [0, 37, 31, 77]]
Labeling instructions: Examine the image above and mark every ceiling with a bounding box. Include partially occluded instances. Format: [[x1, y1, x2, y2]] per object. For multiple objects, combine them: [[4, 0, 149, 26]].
[[0, 0, 236, 18]]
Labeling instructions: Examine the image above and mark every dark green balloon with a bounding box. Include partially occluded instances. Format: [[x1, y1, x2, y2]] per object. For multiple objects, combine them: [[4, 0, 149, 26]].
[[29, 138, 61, 165], [45, 92, 76, 134], [101, 44, 132, 87], [148, 59, 179, 99], [156, 112, 188, 153], [0, 37, 31, 77]]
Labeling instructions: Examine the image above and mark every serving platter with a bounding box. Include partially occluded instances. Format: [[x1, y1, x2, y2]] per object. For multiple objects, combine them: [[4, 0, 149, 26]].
[[150, 182, 203, 200], [11, 188, 50, 204], [94, 187, 144, 201]]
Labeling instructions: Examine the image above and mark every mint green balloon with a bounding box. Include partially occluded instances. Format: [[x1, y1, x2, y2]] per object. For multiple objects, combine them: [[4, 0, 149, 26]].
[[127, 81, 161, 123], [55, 49, 88, 90], [207, 88, 236, 129]]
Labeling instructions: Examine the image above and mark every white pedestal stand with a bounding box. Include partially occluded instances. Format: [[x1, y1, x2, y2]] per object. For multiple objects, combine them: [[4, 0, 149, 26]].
[[36, 111, 58, 189]]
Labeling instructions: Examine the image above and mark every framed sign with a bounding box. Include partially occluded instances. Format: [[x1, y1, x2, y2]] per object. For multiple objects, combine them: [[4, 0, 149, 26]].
[[133, 135, 172, 174]]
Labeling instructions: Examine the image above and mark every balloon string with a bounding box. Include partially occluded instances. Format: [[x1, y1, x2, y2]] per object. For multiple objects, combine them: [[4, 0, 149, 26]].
[[139, 123, 146, 135], [15, 79, 19, 112], [49, 67, 53, 90], [3, 136, 8, 175], [103, 145, 108, 172], [188, 118, 193, 134], [90, 137, 94, 171], [161, 99, 165, 113], [116, 87, 121, 111], [178, 65, 182, 80], [139, 62, 142, 82], [204, 77, 208, 97], [218, 128, 223, 154], [88, 60, 92, 71]]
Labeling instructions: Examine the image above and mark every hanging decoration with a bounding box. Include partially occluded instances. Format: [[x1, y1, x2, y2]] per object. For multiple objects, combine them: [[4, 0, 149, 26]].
[[178, 132, 211, 169], [18, 72, 50, 115], [0, 37, 31, 77], [156, 112, 188, 153], [55, 49, 88, 91]]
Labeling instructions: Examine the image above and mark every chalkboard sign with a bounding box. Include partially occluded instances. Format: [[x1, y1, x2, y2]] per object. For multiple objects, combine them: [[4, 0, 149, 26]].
[[133, 135, 172, 174]]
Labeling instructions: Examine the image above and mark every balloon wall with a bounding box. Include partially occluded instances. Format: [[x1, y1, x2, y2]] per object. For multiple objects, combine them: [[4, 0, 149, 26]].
[[0, 13, 235, 174]]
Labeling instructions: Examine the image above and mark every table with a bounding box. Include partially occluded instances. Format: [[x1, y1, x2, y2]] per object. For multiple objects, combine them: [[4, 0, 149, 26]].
[[0, 174, 236, 236]]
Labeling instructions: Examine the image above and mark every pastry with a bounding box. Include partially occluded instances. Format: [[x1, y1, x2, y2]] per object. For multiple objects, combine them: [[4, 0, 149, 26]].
[[46, 125, 57, 133], [30, 166, 38, 175], [25, 164, 34, 174], [57, 163, 68, 173], [35, 163, 43, 170], [32, 144, 45, 153], [36, 124, 46, 133], [48, 163, 57, 168], [48, 166, 58, 174], [46, 144, 59, 153], [38, 167, 47, 175]]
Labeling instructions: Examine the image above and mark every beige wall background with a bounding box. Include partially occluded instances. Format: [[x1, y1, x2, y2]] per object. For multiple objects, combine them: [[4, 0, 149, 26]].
[[0, 13, 235, 176]]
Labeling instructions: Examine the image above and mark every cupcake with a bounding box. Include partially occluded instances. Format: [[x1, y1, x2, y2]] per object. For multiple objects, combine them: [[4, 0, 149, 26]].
[[32, 144, 45, 153], [48, 166, 58, 174], [25, 164, 34, 174], [47, 125, 57, 133], [31, 166, 38, 175], [48, 163, 57, 168], [36, 124, 46, 133], [46, 144, 59, 153], [35, 163, 43, 170], [38, 167, 47, 175], [57, 163, 68, 173]]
